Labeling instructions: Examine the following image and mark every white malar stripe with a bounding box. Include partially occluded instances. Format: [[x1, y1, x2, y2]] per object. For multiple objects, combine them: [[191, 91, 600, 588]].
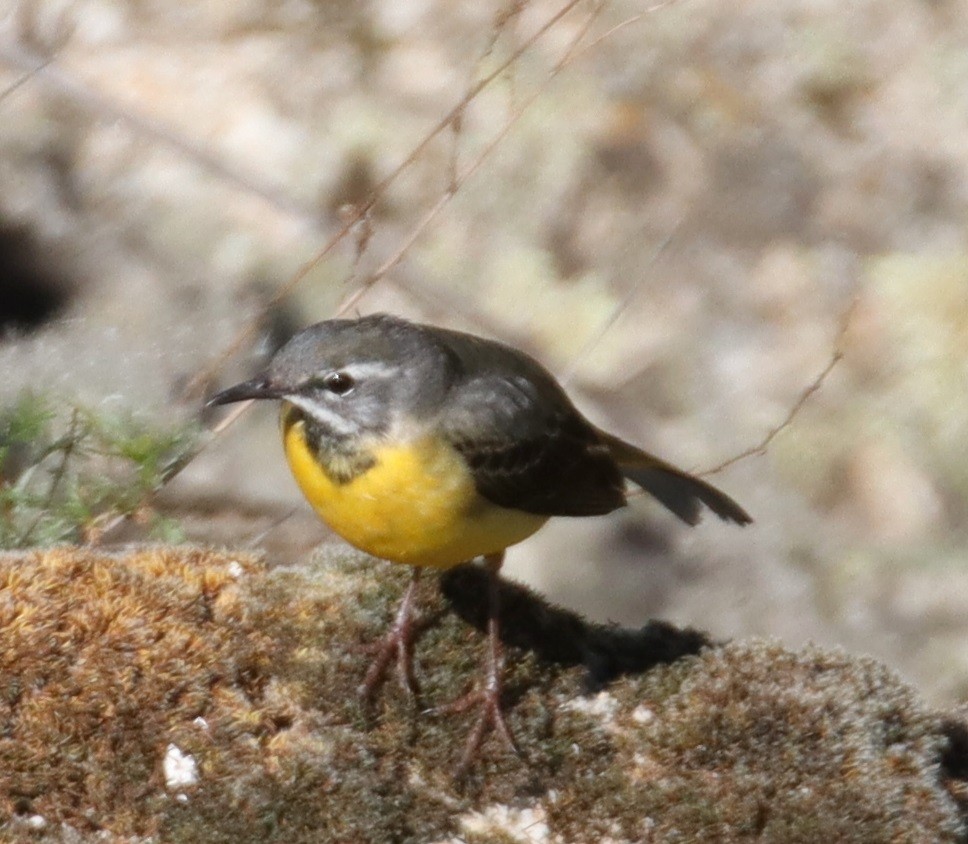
[[285, 395, 361, 435]]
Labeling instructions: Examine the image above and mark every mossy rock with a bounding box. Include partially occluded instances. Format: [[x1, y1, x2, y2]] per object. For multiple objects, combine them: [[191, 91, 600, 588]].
[[0, 546, 964, 842]]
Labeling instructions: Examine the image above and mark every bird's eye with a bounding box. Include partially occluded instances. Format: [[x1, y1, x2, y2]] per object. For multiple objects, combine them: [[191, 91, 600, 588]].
[[321, 371, 355, 395]]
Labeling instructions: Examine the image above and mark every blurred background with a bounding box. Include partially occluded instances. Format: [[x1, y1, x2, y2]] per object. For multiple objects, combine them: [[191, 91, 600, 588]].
[[1, 0, 967, 703]]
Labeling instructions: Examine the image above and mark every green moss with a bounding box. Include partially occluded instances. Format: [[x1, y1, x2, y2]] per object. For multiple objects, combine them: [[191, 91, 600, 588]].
[[0, 394, 199, 548]]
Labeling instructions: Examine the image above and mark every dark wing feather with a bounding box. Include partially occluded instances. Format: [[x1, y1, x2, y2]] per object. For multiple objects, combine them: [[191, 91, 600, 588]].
[[449, 402, 627, 516], [432, 324, 750, 525], [435, 332, 627, 517]]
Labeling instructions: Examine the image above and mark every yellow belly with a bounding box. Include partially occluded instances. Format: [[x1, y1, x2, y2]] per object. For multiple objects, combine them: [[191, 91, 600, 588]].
[[282, 417, 547, 568]]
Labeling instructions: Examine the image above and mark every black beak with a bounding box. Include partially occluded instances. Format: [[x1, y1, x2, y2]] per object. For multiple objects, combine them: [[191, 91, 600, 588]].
[[206, 376, 288, 407]]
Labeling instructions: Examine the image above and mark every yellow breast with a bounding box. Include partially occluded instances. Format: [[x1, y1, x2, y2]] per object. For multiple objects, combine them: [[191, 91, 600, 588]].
[[281, 415, 547, 568]]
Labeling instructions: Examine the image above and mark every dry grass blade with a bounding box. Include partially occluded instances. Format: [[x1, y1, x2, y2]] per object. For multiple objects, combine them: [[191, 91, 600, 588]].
[[191, 0, 607, 378], [559, 218, 683, 385], [184, 0, 590, 399], [337, 0, 609, 316], [700, 295, 859, 477], [0, 50, 52, 103]]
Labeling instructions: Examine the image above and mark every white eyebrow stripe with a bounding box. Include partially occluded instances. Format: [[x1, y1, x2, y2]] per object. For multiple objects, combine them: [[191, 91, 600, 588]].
[[285, 395, 360, 435], [336, 362, 396, 380]]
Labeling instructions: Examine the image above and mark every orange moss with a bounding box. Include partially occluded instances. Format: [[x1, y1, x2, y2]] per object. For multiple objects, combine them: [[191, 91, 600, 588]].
[[0, 547, 273, 838]]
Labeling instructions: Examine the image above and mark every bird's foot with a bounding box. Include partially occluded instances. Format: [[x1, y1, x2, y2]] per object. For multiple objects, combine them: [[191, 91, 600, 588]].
[[429, 671, 519, 779]]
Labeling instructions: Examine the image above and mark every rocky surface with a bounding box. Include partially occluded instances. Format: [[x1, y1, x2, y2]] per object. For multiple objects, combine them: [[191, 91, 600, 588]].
[[1, 0, 967, 709]]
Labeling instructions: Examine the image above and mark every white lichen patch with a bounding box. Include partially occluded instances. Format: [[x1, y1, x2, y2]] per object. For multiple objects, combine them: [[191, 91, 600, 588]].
[[561, 691, 620, 729], [163, 743, 199, 790], [446, 803, 550, 844], [631, 704, 656, 724]]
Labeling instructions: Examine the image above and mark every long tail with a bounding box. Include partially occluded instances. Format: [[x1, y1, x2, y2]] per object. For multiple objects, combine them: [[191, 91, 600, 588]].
[[598, 431, 752, 526]]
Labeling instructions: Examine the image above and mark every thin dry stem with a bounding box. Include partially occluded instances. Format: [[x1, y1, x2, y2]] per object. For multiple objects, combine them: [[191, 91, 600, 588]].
[[700, 295, 859, 477], [179, 0, 588, 401], [0, 51, 52, 103], [573, 0, 687, 61], [336, 0, 608, 316], [559, 217, 683, 385], [18, 408, 79, 545]]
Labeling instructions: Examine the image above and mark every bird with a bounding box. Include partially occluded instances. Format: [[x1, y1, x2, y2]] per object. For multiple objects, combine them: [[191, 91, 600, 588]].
[[208, 313, 751, 772]]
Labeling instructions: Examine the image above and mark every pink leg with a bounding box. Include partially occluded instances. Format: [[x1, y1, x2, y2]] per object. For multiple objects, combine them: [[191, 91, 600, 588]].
[[435, 552, 519, 777], [359, 569, 422, 707]]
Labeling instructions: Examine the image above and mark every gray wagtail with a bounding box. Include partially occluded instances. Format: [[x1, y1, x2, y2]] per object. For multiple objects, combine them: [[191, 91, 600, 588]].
[[208, 313, 751, 767]]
